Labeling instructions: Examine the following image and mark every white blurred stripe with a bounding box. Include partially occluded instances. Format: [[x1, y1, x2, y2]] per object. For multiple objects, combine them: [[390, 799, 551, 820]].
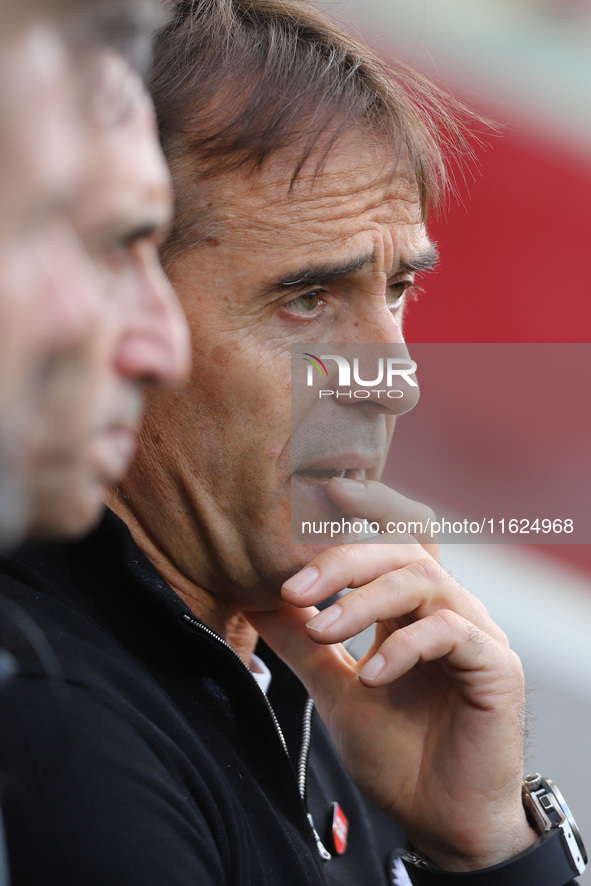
[[341, 0, 591, 157], [440, 543, 591, 700]]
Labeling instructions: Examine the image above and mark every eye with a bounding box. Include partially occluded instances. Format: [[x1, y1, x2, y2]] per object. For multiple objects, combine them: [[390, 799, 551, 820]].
[[284, 290, 324, 314], [387, 280, 412, 309], [100, 225, 158, 271]]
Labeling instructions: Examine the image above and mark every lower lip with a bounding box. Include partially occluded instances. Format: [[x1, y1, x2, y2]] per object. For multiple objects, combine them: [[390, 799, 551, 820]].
[[106, 425, 136, 448]]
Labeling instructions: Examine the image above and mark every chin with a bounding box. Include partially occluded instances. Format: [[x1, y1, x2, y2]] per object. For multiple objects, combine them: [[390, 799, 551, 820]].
[[255, 538, 334, 594], [29, 481, 106, 540], [291, 542, 336, 574], [29, 440, 133, 540]]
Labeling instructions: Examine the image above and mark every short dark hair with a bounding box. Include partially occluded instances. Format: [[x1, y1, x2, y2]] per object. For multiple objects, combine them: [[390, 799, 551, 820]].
[[151, 0, 480, 265]]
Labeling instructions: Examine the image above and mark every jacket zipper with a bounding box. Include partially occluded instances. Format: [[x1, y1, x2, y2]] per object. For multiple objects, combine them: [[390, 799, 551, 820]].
[[181, 612, 332, 861], [298, 697, 332, 861], [181, 612, 289, 754]]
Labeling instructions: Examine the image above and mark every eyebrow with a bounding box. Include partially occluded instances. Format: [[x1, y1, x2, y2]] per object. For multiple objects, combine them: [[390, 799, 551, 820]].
[[98, 206, 171, 249], [126, 216, 173, 248], [261, 253, 375, 296], [398, 245, 440, 274], [261, 245, 439, 297]]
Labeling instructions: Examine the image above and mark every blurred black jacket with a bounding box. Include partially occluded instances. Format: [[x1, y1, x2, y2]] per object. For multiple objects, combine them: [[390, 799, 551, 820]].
[[0, 508, 405, 886]]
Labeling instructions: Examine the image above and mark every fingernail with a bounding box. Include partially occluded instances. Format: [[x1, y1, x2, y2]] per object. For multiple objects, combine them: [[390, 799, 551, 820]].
[[283, 566, 320, 596], [306, 604, 342, 633], [359, 653, 385, 681], [332, 477, 367, 493]]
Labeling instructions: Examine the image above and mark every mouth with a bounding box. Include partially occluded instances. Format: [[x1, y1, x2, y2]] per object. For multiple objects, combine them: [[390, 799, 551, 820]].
[[293, 466, 368, 485], [292, 449, 383, 488], [101, 424, 138, 456], [290, 460, 377, 538], [79, 424, 139, 485]]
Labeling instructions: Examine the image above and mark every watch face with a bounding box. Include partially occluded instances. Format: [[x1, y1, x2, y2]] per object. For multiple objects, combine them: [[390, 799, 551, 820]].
[[546, 778, 588, 866]]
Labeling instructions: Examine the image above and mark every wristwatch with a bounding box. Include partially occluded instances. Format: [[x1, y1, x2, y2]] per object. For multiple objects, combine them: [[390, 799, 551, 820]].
[[401, 773, 586, 885], [522, 773, 587, 876]]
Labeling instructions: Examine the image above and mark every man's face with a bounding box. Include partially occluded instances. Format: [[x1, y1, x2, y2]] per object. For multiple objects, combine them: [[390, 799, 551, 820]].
[[0, 22, 99, 541], [133, 135, 434, 605], [26, 53, 190, 537]]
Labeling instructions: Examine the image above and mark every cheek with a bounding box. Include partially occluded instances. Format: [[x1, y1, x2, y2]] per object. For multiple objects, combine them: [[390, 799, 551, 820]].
[[175, 351, 285, 446], [189, 342, 252, 413], [193, 339, 287, 413], [166, 303, 293, 462]]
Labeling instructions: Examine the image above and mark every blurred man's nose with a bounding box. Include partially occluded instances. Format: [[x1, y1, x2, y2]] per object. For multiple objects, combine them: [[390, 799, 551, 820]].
[[113, 253, 191, 386]]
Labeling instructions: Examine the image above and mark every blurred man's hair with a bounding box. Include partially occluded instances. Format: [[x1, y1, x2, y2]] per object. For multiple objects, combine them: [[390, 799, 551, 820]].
[[68, 0, 169, 77], [150, 0, 481, 266], [2, 0, 168, 76]]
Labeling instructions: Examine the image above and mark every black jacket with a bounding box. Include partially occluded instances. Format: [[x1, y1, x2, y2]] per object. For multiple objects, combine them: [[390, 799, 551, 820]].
[[0, 508, 406, 885], [0, 509, 580, 885]]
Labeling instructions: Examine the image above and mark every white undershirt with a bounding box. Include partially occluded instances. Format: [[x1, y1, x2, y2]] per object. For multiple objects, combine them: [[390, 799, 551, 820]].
[[249, 653, 272, 695]]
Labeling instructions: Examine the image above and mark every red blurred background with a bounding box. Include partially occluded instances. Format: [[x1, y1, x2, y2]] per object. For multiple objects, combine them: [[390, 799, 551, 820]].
[[403, 129, 591, 571]]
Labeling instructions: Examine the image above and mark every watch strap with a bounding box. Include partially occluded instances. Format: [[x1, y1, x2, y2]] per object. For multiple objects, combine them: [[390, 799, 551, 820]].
[[402, 829, 579, 885]]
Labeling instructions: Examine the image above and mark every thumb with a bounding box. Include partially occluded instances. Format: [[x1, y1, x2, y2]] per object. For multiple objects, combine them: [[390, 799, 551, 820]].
[[326, 477, 439, 558], [246, 604, 357, 701]]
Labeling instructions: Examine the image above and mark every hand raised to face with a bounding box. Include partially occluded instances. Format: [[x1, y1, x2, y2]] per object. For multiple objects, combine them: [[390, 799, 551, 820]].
[[247, 480, 537, 873]]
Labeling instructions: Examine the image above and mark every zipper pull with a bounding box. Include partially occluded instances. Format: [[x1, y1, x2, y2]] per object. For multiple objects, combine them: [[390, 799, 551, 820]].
[[307, 813, 332, 861]]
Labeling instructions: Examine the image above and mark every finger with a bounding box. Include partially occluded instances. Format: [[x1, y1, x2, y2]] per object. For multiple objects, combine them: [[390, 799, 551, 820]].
[[357, 609, 519, 700], [282, 542, 437, 605], [327, 477, 438, 557], [304, 559, 504, 645]]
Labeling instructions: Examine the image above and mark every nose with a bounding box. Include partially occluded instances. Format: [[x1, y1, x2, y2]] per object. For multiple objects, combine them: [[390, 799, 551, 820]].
[[330, 344, 419, 417], [334, 303, 419, 416], [342, 296, 404, 345], [113, 250, 191, 386]]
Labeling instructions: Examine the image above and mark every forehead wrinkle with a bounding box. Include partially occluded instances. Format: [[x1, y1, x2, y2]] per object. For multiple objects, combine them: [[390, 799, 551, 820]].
[[261, 175, 417, 225], [223, 187, 421, 252], [203, 146, 425, 284], [218, 144, 420, 234]]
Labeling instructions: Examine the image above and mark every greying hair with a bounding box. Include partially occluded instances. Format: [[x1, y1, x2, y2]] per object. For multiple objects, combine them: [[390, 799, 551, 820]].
[[151, 0, 480, 264]]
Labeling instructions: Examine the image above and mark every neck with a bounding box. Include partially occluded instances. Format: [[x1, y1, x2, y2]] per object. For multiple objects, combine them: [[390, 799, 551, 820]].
[[107, 489, 259, 666]]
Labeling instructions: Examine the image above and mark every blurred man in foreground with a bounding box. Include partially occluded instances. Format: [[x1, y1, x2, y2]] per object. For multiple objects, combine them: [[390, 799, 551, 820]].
[[0, 13, 93, 543], [0, 1, 583, 884], [0, 1, 190, 544], [0, 5, 189, 881]]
